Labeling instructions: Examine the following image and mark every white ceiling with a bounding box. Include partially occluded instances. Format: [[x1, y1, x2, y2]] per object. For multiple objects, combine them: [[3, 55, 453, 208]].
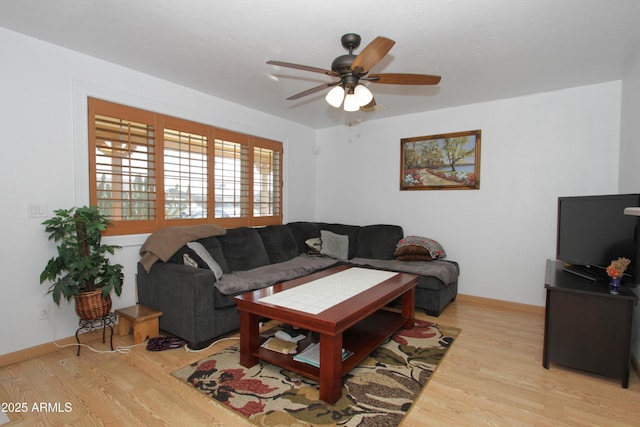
[[1, 0, 640, 129]]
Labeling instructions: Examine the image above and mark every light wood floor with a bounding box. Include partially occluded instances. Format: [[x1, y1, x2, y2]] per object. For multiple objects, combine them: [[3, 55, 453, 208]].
[[1, 295, 638, 426]]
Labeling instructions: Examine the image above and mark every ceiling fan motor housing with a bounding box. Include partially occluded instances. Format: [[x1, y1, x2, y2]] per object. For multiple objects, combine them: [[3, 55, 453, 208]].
[[332, 55, 357, 76], [333, 34, 364, 88]]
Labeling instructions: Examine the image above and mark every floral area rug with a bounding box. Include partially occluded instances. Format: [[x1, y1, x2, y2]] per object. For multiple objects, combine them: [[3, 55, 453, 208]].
[[172, 319, 460, 426]]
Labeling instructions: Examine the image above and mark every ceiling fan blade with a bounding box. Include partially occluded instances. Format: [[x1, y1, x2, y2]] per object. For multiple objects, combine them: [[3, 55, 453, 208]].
[[351, 36, 395, 74], [367, 73, 442, 85], [286, 82, 340, 100], [267, 60, 337, 77]]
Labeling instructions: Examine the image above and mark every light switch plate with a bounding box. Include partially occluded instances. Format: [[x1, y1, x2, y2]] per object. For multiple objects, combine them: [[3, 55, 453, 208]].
[[28, 202, 47, 218]]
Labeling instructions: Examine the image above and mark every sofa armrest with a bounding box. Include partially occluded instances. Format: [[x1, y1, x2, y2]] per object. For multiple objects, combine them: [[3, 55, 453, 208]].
[[137, 262, 218, 345]]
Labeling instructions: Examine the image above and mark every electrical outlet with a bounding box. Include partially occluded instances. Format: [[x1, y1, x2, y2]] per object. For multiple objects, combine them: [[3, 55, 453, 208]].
[[37, 303, 50, 320]]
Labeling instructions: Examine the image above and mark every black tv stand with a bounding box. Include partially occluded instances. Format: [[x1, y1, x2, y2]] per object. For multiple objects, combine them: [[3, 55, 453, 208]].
[[544, 260, 637, 388]]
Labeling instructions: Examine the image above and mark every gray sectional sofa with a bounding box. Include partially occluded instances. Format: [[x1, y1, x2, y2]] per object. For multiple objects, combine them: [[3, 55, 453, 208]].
[[137, 221, 459, 348]]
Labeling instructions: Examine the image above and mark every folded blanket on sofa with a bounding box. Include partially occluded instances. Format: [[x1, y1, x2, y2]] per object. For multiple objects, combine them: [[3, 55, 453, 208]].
[[347, 258, 459, 284], [215, 255, 339, 295], [140, 224, 226, 272]]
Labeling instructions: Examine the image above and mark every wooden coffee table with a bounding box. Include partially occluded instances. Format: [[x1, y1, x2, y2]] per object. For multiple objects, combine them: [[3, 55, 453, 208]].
[[234, 265, 418, 404]]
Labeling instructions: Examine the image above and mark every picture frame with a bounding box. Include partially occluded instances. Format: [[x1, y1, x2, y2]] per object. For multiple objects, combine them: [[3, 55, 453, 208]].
[[400, 129, 481, 190]]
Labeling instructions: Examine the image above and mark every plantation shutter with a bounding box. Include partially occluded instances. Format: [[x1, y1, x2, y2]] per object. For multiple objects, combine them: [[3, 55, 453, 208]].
[[89, 99, 157, 234], [162, 117, 210, 222], [253, 137, 282, 225], [214, 130, 250, 227]]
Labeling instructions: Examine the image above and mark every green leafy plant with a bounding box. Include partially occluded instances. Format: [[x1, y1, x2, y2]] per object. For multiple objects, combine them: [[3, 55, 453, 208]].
[[40, 206, 123, 304]]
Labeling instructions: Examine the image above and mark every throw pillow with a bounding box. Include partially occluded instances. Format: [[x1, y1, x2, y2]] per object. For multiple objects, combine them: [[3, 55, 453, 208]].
[[394, 244, 432, 261], [187, 241, 224, 280], [320, 223, 360, 259], [396, 236, 447, 260], [320, 230, 349, 260], [396, 253, 433, 261], [305, 237, 322, 255], [183, 253, 199, 268]]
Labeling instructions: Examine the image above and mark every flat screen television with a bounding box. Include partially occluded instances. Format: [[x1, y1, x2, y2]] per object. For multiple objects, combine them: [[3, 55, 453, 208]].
[[556, 193, 640, 284]]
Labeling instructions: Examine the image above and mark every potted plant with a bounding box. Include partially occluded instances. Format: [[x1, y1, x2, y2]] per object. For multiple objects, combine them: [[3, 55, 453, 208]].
[[40, 206, 124, 320]]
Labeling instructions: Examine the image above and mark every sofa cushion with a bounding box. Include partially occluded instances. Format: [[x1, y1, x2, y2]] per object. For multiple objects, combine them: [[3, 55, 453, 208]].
[[320, 230, 349, 260], [319, 223, 361, 259], [347, 257, 459, 285], [287, 222, 320, 254], [196, 236, 229, 273], [257, 225, 299, 264], [215, 254, 339, 295], [355, 224, 404, 260], [217, 227, 270, 272]]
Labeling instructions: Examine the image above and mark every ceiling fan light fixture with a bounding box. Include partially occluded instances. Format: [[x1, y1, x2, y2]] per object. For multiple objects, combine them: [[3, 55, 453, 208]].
[[343, 93, 360, 112], [354, 84, 373, 106], [325, 86, 345, 108]]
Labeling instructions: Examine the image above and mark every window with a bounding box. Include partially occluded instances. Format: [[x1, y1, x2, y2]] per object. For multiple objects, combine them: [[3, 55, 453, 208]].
[[253, 142, 282, 218], [215, 132, 249, 220], [161, 117, 210, 222], [88, 98, 283, 235]]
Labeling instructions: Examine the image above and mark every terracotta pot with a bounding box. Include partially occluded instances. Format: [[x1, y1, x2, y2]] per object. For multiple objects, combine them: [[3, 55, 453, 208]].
[[74, 290, 112, 320]]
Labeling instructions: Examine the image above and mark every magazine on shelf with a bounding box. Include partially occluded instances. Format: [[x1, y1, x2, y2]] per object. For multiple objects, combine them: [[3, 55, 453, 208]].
[[261, 337, 298, 354], [293, 343, 353, 368]]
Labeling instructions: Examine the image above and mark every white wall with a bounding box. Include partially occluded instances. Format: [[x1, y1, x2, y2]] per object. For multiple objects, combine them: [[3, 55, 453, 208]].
[[0, 24, 631, 359], [0, 28, 317, 355], [619, 46, 640, 360], [620, 51, 640, 192], [315, 82, 622, 307]]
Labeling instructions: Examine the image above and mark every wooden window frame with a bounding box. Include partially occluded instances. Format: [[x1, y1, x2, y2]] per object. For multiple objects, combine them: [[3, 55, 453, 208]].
[[88, 98, 283, 235]]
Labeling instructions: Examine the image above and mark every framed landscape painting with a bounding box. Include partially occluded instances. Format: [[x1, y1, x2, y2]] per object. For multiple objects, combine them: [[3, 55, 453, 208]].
[[400, 129, 481, 190]]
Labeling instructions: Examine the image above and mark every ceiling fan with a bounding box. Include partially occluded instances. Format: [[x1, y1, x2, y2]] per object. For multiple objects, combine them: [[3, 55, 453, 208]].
[[267, 33, 441, 112]]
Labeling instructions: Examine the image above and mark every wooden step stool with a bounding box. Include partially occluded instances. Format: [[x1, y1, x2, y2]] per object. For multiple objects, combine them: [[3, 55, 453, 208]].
[[115, 304, 162, 344]]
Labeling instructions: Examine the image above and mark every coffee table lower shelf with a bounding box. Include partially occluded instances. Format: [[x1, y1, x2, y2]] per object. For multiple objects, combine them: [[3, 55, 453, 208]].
[[253, 309, 407, 382]]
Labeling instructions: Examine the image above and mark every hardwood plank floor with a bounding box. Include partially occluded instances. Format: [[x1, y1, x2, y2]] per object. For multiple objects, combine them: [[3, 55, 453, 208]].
[[1, 295, 638, 426]]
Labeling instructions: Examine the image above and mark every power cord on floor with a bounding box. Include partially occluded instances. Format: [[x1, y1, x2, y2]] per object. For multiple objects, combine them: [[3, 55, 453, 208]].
[[182, 321, 272, 352], [47, 314, 148, 354], [46, 310, 240, 354], [52, 339, 146, 354], [184, 337, 239, 353]]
